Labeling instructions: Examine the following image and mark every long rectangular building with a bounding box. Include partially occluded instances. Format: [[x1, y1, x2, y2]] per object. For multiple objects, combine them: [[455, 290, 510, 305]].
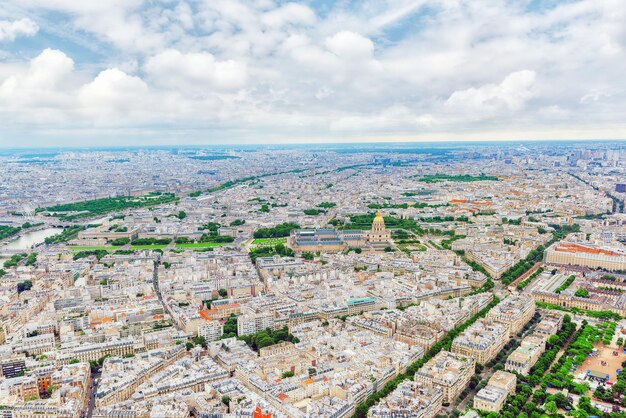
[[544, 242, 626, 271]]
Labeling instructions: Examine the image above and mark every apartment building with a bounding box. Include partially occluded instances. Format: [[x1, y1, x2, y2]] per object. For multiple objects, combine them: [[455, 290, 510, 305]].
[[451, 319, 509, 365], [474, 371, 517, 412], [368, 380, 443, 418], [198, 320, 223, 342], [487, 295, 535, 335], [237, 312, 275, 336], [414, 351, 475, 404], [506, 335, 545, 375]]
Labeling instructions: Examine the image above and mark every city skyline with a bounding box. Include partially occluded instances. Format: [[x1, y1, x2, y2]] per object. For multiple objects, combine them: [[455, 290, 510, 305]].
[[0, 140, 625, 417]]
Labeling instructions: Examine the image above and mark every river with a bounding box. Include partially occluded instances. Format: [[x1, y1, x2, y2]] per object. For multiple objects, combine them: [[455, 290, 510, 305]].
[[1, 227, 62, 264]]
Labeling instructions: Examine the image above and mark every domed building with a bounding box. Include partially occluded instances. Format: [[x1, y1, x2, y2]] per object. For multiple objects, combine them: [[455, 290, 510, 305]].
[[289, 209, 393, 253], [368, 209, 392, 243]]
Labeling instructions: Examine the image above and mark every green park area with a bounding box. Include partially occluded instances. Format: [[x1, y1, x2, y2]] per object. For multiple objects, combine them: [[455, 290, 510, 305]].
[[415, 173, 500, 183], [69, 246, 116, 251], [251, 237, 287, 247], [38, 192, 178, 220], [175, 242, 224, 249], [130, 245, 168, 250]]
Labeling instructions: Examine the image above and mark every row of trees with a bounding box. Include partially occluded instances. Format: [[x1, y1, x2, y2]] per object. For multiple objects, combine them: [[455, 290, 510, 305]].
[[541, 321, 599, 394], [416, 173, 500, 183], [44, 226, 86, 244], [189, 169, 306, 197], [536, 301, 623, 321], [253, 222, 300, 238], [199, 234, 235, 243], [482, 316, 577, 418], [501, 245, 545, 285], [0, 225, 22, 241], [500, 223, 581, 285], [555, 275, 576, 293], [73, 250, 109, 261], [516, 267, 545, 290], [4, 253, 27, 268], [131, 237, 171, 245], [0, 222, 43, 241]]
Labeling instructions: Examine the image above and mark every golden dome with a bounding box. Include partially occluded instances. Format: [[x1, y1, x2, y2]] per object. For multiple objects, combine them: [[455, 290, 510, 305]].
[[373, 209, 384, 223]]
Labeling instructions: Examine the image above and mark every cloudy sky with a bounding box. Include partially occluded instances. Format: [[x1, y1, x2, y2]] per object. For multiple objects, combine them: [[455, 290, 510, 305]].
[[0, 0, 625, 147]]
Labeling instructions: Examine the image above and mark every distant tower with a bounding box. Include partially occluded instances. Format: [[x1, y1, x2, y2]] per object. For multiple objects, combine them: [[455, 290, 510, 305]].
[[368, 209, 391, 242]]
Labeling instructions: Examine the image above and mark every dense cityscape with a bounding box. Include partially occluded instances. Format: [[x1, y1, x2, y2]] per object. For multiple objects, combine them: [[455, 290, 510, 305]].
[[0, 141, 625, 418]]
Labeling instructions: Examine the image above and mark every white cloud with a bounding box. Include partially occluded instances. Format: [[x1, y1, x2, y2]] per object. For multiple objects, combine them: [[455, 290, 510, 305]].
[[0, 18, 38, 42], [325, 31, 374, 61], [144, 49, 247, 93], [0, 48, 73, 106], [445, 70, 537, 118], [78, 68, 152, 123], [261, 3, 316, 28], [330, 105, 437, 132]]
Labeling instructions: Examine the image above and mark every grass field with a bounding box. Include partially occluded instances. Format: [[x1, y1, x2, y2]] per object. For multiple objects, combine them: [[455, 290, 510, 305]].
[[252, 237, 287, 246], [175, 242, 223, 248], [69, 246, 116, 251], [130, 245, 168, 250]]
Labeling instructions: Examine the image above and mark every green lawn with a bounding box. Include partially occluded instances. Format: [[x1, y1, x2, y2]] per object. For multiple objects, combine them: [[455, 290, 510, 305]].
[[252, 237, 287, 246], [130, 245, 168, 250], [69, 246, 116, 251], [175, 242, 223, 248]]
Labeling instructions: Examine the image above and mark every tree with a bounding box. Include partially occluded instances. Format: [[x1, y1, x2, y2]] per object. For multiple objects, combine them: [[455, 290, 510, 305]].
[[257, 335, 275, 349], [223, 314, 237, 336], [218, 288, 228, 298], [17, 280, 32, 293], [302, 252, 314, 260], [545, 400, 557, 414], [192, 335, 208, 348], [547, 334, 562, 347]]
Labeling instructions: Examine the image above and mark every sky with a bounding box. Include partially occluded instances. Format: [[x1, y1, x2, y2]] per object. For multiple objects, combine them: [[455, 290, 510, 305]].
[[0, 0, 625, 147]]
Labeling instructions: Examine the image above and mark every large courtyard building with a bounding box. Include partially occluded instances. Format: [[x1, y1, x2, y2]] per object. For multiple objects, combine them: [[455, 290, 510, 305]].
[[290, 210, 393, 253], [544, 242, 626, 271]]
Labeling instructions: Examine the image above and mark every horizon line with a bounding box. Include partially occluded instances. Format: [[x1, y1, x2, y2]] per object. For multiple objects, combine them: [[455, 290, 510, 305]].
[[1, 138, 626, 150]]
